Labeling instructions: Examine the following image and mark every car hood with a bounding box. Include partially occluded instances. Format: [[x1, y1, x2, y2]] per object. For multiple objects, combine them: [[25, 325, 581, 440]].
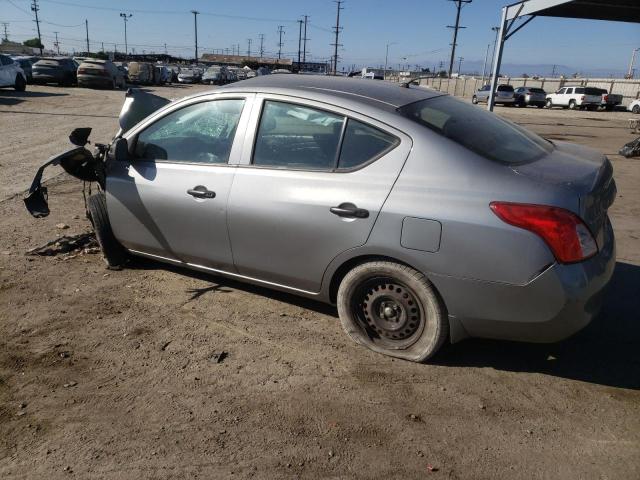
[[118, 88, 171, 134]]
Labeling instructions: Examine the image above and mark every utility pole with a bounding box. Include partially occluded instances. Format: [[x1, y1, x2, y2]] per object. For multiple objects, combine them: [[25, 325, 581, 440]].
[[119, 13, 132, 57], [1, 23, 8, 41], [302, 15, 309, 63], [297, 19, 303, 71], [277, 26, 284, 60], [101, 41, 104, 52], [31, 0, 43, 55], [331, 0, 344, 75], [628, 48, 639, 79], [457, 56, 463, 75], [85, 19, 90, 54], [258, 33, 265, 58], [446, 0, 472, 78], [191, 10, 199, 64], [481, 42, 490, 83], [247, 38, 252, 58], [384, 42, 396, 80]]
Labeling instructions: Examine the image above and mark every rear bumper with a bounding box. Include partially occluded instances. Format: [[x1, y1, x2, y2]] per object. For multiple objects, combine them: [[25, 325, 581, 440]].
[[436, 218, 616, 343], [78, 76, 113, 88], [32, 75, 63, 84]]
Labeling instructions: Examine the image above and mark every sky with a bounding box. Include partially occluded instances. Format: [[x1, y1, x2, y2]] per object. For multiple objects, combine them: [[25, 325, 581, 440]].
[[2, 0, 639, 75]]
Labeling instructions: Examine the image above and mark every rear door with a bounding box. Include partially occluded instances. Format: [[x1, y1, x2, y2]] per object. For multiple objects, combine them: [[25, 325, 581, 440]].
[[107, 94, 253, 271], [227, 96, 411, 292], [0, 55, 13, 86]]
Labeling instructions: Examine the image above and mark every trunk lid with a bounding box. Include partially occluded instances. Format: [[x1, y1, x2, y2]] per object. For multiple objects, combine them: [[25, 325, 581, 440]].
[[510, 141, 616, 247]]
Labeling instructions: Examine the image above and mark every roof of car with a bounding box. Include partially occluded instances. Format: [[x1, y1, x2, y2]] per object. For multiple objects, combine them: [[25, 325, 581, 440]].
[[214, 75, 444, 110]]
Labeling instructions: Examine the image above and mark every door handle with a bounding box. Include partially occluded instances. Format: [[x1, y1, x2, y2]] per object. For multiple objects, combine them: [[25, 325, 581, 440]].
[[187, 185, 216, 199], [330, 202, 369, 219]]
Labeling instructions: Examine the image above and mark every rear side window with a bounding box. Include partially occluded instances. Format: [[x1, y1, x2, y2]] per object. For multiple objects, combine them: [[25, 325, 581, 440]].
[[497, 85, 513, 92], [529, 88, 545, 94], [253, 101, 345, 170], [398, 96, 552, 165], [338, 119, 398, 170]]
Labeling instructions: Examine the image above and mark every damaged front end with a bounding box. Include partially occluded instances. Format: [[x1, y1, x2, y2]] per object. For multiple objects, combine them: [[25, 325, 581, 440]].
[[24, 88, 171, 218]]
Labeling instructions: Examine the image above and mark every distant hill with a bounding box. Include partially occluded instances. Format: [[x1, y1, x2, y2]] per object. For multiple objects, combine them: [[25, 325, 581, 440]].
[[457, 59, 627, 78]]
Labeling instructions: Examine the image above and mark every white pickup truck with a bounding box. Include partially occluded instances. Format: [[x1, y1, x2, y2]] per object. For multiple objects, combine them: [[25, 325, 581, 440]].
[[545, 86, 603, 110]]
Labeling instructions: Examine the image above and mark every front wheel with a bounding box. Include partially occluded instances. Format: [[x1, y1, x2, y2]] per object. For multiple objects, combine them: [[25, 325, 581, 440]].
[[471, 95, 478, 104], [14, 74, 26, 92], [632, 105, 640, 114], [546, 99, 553, 109], [337, 261, 448, 362], [568, 100, 577, 110], [87, 193, 127, 268]]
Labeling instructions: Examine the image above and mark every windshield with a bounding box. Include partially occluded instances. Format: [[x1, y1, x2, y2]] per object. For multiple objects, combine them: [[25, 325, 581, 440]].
[[398, 95, 552, 165]]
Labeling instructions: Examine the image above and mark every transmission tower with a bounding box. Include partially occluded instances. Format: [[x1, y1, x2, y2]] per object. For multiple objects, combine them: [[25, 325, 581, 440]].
[[258, 33, 265, 58]]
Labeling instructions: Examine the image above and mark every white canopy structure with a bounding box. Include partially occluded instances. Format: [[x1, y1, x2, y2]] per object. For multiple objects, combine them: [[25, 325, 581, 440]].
[[488, 0, 640, 110]]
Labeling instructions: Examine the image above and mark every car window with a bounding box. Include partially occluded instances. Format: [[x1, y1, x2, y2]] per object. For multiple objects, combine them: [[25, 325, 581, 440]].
[[556, 88, 566, 94], [566, 88, 573, 94], [135, 99, 245, 164], [0, 55, 12, 66], [398, 95, 552, 165], [497, 85, 513, 92], [338, 119, 398, 170], [253, 100, 345, 170]]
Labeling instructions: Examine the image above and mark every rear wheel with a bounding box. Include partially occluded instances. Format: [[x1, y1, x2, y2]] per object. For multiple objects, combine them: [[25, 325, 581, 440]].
[[471, 95, 478, 104], [87, 193, 127, 268], [14, 74, 26, 92], [337, 261, 448, 362], [568, 99, 577, 110], [633, 105, 640, 114]]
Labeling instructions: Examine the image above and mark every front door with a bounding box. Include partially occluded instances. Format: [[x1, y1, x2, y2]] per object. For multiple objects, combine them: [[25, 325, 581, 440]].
[[107, 96, 250, 271], [227, 97, 411, 292]]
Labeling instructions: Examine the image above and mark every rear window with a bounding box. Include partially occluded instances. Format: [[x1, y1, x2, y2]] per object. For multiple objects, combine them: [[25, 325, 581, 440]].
[[398, 96, 552, 165], [529, 88, 545, 94], [584, 87, 603, 95], [497, 85, 514, 92], [37, 59, 63, 65]]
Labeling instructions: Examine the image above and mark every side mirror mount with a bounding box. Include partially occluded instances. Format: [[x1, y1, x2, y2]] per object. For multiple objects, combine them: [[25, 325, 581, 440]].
[[113, 137, 129, 162]]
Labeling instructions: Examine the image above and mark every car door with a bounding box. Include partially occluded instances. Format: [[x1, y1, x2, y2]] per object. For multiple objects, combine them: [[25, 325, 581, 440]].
[[226, 96, 412, 293], [107, 94, 253, 271], [477, 85, 489, 102], [0, 55, 12, 86]]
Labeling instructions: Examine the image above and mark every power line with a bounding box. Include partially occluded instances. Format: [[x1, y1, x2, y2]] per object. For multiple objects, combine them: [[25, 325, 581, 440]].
[[331, 1, 344, 75], [446, 0, 472, 78]]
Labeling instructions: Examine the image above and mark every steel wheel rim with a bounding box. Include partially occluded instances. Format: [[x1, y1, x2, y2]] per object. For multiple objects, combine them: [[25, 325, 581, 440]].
[[351, 276, 425, 350]]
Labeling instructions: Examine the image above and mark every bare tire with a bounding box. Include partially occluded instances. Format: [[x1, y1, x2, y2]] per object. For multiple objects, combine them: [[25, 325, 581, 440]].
[[87, 193, 127, 268], [471, 95, 478, 104], [337, 261, 448, 362], [568, 100, 577, 110], [14, 74, 26, 91]]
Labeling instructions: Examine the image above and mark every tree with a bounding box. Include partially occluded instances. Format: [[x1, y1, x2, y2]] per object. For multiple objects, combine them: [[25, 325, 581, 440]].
[[23, 38, 44, 49]]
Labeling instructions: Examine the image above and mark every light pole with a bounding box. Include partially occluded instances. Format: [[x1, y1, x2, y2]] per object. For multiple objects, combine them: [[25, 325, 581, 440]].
[[119, 13, 132, 57], [489, 26, 499, 78], [481, 42, 490, 84], [191, 10, 199, 64], [384, 42, 396, 80], [628, 47, 639, 79]]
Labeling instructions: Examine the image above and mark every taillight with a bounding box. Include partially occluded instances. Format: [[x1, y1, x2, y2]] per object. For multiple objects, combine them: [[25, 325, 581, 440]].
[[603, 95, 609, 102], [490, 202, 597, 264], [78, 67, 88, 74]]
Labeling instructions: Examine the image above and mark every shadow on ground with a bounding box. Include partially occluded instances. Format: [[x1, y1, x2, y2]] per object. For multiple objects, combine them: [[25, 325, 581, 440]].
[[436, 262, 640, 390]]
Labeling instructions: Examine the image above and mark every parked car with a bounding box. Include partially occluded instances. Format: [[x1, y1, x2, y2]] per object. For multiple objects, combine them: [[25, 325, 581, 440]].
[[127, 62, 154, 85], [245, 70, 257, 79], [25, 76, 616, 363], [10, 56, 35, 83], [628, 98, 640, 114], [202, 65, 228, 85], [472, 84, 515, 105], [591, 88, 623, 111], [77, 59, 126, 89], [166, 65, 180, 83], [272, 69, 291, 74], [0, 54, 27, 91], [545, 86, 602, 110], [177, 68, 201, 83], [513, 86, 546, 108], [32, 57, 77, 86]]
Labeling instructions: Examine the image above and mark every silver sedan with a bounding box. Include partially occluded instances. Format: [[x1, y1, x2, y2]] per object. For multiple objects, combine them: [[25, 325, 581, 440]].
[[25, 76, 616, 362]]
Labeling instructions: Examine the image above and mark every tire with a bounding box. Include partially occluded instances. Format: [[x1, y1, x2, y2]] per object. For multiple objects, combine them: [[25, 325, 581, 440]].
[[471, 95, 478, 104], [337, 261, 448, 362], [87, 193, 127, 268], [14, 74, 26, 92], [568, 100, 577, 110], [633, 105, 640, 114], [546, 99, 553, 109]]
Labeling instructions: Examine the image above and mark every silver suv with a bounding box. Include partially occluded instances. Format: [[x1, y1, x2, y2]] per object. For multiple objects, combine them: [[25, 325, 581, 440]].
[[25, 76, 616, 362], [472, 84, 515, 105]]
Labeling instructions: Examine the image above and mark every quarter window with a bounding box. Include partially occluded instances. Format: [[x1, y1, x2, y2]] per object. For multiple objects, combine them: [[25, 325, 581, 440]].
[[253, 101, 345, 170], [338, 119, 398, 170], [135, 99, 244, 164]]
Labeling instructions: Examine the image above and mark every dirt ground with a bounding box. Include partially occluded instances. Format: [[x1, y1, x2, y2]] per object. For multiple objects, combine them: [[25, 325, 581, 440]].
[[1, 84, 639, 480]]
